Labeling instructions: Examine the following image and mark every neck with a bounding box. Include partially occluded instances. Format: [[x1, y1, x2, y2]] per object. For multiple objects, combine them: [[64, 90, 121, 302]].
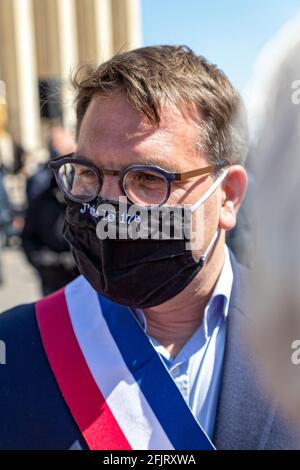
[[143, 236, 226, 358]]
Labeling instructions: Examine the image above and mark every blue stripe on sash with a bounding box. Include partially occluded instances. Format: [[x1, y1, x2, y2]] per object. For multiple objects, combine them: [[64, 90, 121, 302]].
[[98, 294, 215, 450]]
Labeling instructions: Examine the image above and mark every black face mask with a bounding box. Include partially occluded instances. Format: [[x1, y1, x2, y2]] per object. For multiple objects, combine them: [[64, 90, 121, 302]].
[[63, 193, 220, 309]]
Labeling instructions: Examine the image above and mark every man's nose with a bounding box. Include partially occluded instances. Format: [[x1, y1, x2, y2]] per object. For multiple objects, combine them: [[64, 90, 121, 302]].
[[99, 175, 123, 200]]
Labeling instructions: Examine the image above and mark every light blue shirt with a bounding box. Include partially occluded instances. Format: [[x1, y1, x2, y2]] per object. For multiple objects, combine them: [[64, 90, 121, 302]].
[[135, 245, 233, 439]]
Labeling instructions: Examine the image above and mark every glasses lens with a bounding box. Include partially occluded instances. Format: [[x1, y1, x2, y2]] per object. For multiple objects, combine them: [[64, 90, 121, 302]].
[[58, 162, 100, 202], [123, 168, 168, 205]]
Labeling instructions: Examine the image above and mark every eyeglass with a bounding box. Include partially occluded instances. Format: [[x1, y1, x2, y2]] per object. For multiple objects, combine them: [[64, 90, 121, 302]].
[[49, 153, 229, 206]]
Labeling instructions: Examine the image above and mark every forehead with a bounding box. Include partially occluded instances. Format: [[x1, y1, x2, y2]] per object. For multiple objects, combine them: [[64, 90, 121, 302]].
[[77, 92, 206, 170]]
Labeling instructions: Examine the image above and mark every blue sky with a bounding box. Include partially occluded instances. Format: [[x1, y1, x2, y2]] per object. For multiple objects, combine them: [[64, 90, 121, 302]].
[[141, 0, 300, 91]]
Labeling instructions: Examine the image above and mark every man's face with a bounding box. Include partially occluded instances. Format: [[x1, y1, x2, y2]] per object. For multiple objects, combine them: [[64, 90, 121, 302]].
[[76, 91, 222, 253]]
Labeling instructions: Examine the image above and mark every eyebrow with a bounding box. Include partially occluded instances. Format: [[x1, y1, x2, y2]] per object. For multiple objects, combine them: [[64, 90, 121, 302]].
[[73, 153, 180, 173], [138, 157, 179, 172]]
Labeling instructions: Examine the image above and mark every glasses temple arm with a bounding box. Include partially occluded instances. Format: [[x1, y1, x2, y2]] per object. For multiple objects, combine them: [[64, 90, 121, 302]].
[[174, 162, 228, 181]]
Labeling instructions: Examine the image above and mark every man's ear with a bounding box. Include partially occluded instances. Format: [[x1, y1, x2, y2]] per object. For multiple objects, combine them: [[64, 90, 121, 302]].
[[218, 165, 248, 231]]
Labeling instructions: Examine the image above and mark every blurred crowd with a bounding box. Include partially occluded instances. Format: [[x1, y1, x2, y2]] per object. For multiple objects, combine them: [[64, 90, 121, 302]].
[[0, 125, 78, 296]]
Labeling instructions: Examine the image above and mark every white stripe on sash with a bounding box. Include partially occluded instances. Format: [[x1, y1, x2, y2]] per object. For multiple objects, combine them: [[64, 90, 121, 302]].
[[65, 276, 174, 450]]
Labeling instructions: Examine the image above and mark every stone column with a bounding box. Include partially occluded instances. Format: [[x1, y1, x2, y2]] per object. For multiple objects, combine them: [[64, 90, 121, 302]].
[[111, 0, 141, 53], [75, 0, 140, 66], [75, 0, 98, 65], [33, 0, 79, 140], [0, 0, 41, 152], [57, 0, 79, 133], [94, 0, 114, 63]]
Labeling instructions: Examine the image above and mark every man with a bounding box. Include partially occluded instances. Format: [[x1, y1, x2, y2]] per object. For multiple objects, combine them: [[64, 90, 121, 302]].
[[0, 45, 298, 450]]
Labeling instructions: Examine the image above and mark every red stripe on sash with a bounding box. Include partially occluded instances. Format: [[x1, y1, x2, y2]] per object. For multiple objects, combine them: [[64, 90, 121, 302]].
[[36, 288, 131, 450]]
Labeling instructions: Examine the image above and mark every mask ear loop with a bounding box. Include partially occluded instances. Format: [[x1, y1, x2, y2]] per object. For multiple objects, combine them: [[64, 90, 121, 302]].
[[189, 168, 229, 266], [198, 230, 221, 267], [191, 168, 229, 212]]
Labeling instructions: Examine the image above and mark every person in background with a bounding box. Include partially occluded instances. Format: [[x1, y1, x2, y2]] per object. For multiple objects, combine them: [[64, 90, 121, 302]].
[[21, 127, 78, 295], [246, 14, 300, 426], [0, 167, 12, 284]]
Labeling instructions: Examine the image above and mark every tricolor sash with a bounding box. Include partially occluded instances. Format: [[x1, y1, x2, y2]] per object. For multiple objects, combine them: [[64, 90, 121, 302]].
[[36, 275, 215, 450]]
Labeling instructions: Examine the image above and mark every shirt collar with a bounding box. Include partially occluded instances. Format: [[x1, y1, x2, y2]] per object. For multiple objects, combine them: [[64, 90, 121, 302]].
[[133, 244, 233, 336], [209, 244, 232, 315], [202, 244, 233, 338]]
